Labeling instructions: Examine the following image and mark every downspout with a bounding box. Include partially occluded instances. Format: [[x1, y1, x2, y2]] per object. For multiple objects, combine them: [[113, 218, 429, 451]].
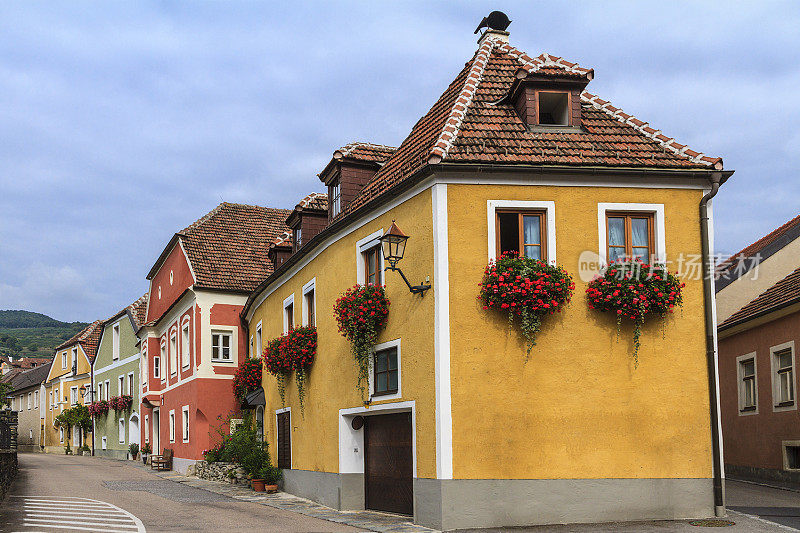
[[91, 364, 95, 456], [700, 172, 724, 517]]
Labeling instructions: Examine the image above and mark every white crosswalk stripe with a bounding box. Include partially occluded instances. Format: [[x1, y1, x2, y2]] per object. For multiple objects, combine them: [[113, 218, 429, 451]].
[[5, 495, 146, 533]]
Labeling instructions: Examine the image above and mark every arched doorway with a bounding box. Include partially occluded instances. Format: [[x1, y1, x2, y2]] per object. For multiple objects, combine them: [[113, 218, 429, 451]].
[[129, 412, 140, 448]]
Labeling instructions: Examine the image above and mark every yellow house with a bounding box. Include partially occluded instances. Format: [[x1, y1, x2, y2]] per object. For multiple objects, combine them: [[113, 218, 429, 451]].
[[43, 320, 102, 453], [242, 22, 731, 530]]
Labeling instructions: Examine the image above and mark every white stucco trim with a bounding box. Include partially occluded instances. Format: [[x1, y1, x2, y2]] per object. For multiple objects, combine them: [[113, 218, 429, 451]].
[[770, 340, 797, 413], [369, 338, 402, 402], [282, 294, 295, 334], [178, 238, 198, 285], [432, 183, 453, 480], [339, 400, 417, 477], [94, 353, 140, 377], [301, 278, 316, 327], [597, 202, 666, 265], [487, 199, 557, 264], [355, 228, 385, 285], [736, 351, 759, 416]]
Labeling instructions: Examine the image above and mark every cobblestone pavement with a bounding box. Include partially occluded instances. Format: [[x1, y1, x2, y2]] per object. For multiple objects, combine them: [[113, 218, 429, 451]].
[[139, 464, 436, 533]]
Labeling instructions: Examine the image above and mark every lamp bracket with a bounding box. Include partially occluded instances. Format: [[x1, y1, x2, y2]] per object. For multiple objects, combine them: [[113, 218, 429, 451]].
[[385, 266, 431, 296]]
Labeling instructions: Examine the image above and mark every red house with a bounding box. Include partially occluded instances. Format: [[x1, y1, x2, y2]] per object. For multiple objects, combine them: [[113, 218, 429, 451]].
[[138, 202, 290, 472]]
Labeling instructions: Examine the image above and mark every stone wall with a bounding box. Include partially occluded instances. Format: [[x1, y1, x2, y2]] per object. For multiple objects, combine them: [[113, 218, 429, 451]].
[[0, 451, 17, 501], [0, 410, 18, 501], [194, 460, 249, 485]]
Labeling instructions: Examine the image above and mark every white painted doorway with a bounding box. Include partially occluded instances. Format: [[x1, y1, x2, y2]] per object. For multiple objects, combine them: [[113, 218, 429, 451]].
[[129, 413, 140, 447], [152, 408, 160, 454]]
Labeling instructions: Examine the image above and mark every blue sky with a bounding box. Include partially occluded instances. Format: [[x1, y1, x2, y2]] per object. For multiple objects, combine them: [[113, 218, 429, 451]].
[[0, 1, 798, 322]]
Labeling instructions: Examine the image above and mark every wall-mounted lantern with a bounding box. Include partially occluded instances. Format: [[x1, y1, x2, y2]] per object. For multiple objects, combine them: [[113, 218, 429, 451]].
[[379, 221, 431, 296]]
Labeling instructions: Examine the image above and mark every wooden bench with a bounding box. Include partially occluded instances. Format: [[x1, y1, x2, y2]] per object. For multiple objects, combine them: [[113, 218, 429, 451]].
[[150, 448, 173, 471]]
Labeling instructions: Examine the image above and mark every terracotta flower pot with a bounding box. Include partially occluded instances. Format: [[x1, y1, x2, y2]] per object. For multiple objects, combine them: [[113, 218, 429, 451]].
[[265, 484, 278, 493], [252, 479, 266, 492]]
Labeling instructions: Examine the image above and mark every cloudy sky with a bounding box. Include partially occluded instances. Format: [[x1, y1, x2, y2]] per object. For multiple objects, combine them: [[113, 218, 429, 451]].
[[0, 1, 798, 322]]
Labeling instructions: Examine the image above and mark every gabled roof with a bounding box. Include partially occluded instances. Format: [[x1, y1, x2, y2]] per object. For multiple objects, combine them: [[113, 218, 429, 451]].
[[149, 203, 292, 294], [318, 143, 396, 185], [55, 320, 104, 360], [128, 293, 149, 331], [294, 192, 328, 212], [8, 363, 50, 392], [716, 213, 800, 283], [719, 265, 800, 330], [346, 33, 724, 214], [270, 230, 293, 249]]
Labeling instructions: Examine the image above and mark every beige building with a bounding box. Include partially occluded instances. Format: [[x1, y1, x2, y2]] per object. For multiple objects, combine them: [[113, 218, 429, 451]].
[[716, 214, 800, 323], [7, 364, 49, 452]]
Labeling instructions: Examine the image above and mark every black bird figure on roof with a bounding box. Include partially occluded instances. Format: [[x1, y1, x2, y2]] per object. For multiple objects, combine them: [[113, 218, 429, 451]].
[[474, 11, 512, 34]]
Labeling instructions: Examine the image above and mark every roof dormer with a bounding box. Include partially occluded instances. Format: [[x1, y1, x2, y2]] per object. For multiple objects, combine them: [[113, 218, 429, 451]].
[[285, 193, 328, 253]]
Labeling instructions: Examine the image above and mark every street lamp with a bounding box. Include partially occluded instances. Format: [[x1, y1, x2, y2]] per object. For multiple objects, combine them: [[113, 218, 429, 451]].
[[379, 221, 431, 296]]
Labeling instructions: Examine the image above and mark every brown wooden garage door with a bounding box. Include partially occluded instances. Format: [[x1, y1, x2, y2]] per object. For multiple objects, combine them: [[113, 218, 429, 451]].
[[364, 412, 413, 515]]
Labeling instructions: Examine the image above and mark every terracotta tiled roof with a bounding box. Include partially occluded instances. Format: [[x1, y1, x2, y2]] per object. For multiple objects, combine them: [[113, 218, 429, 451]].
[[294, 192, 328, 212], [347, 36, 722, 213], [179, 203, 291, 293], [717, 214, 800, 277], [127, 293, 149, 331], [270, 230, 292, 248], [55, 320, 104, 360], [333, 143, 396, 164], [720, 265, 800, 329]]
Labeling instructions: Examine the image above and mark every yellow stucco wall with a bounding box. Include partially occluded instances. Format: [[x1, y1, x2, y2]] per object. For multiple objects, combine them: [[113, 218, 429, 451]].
[[447, 183, 712, 480], [250, 190, 437, 478], [44, 344, 93, 450]]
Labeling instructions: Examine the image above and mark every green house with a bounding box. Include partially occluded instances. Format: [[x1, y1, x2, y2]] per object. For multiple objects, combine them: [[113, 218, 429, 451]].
[[91, 294, 147, 459]]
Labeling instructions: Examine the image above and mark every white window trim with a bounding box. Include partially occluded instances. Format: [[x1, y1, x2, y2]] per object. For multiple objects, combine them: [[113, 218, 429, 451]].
[[119, 418, 126, 444], [112, 322, 121, 360], [182, 405, 190, 443], [60, 427, 64, 443], [302, 278, 316, 327], [770, 341, 796, 413], [369, 338, 402, 402], [736, 352, 758, 416], [71, 347, 78, 371], [181, 318, 191, 369], [783, 440, 800, 471], [275, 407, 291, 469], [70, 386, 78, 406], [160, 340, 167, 382], [104, 380, 110, 401], [282, 294, 295, 334], [118, 375, 125, 395], [356, 229, 385, 285], [255, 321, 263, 357], [62, 351, 67, 369], [34, 390, 38, 410], [211, 329, 236, 363], [153, 355, 161, 379], [169, 330, 178, 377], [144, 415, 149, 443], [596, 202, 666, 265], [128, 372, 135, 396], [487, 200, 557, 264], [169, 409, 176, 443]]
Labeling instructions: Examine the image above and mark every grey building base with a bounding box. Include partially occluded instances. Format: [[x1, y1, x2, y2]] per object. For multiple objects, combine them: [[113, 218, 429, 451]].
[[93, 449, 129, 461], [726, 463, 800, 486], [172, 457, 196, 475], [280, 472, 714, 531], [17, 446, 42, 453]]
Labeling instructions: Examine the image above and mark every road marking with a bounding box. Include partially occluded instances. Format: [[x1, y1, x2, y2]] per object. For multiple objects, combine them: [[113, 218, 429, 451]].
[[7, 496, 146, 533]]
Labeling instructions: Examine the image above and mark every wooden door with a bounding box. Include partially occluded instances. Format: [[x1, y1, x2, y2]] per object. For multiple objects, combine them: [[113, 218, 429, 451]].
[[364, 412, 413, 515], [277, 411, 291, 469]]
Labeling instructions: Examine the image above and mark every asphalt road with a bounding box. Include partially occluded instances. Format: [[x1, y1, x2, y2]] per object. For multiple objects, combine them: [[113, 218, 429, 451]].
[[1, 452, 363, 532], [728, 477, 800, 530]]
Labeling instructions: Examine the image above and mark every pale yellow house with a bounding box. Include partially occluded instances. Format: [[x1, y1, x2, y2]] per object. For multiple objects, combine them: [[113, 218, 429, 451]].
[[43, 320, 102, 453], [242, 24, 731, 530]]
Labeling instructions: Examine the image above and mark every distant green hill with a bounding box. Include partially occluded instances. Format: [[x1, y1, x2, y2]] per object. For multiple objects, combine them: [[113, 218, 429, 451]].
[[0, 310, 89, 359]]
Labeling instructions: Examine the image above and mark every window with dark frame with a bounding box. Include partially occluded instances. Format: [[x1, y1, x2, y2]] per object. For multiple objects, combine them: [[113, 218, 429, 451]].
[[537, 91, 570, 126], [740, 358, 756, 411], [787, 445, 800, 470], [285, 303, 294, 331], [776, 349, 794, 406], [305, 289, 315, 327], [606, 212, 654, 263], [364, 246, 382, 285], [496, 210, 546, 260], [277, 411, 291, 469], [330, 180, 342, 217], [373, 346, 398, 396]]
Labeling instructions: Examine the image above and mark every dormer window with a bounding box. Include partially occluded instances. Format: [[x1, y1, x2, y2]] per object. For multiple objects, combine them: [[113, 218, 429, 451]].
[[537, 91, 570, 126], [330, 181, 341, 217], [294, 228, 302, 249]]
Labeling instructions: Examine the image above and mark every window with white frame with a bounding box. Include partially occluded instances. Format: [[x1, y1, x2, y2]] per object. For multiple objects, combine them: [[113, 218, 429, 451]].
[[255, 322, 262, 358], [169, 410, 175, 443], [212, 331, 233, 362], [112, 323, 120, 360], [70, 386, 78, 405], [144, 415, 149, 443], [170, 332, 177, 376], [27, 393, 31, 410], [302, 279, 316, 327], [102, 436, 107, 449], [71, 347, 78, 371], [119, 418, 126, 444], [59, 427, 64, 443], [160, 341, 166, 379], [127, 372, 134, 396], [370, 339, 402, 400], [62, 351, 67, 369], [597, 203, 665, 266], [182, 405, 189, 442], [487, 200, 557, 263], [34, 390, 38, 409], [330, 180, 341, 217], [181, 321, 190, 369], [153, 355, 160, 379], [118, 375, 125, 395], [283, 295, 294, 334], [54, 389, 59, 405], [737, 352, 758, 414], [97, 383, 102, 403], [772, 342, 796, 410], [142, 345, 148, 383], [104, 380, 110, 401]]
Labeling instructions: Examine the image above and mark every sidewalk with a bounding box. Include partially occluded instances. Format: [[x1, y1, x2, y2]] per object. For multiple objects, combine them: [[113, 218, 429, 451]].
[[133, 462, 793, 532]]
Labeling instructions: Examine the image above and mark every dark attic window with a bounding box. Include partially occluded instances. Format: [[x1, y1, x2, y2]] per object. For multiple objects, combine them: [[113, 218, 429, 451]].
[[538, 91, 570, 126]]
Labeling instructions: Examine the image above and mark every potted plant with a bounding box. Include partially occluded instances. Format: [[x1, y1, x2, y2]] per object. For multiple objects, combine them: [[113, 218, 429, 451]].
[[141, 443, 151, 465], [129, 443, 139, 461], [81, 444, 90, 455], [75, 444, 83, 456], [64, 442, 72, 455], [263, 465, 282, 493], [251, 473, 266, 492]]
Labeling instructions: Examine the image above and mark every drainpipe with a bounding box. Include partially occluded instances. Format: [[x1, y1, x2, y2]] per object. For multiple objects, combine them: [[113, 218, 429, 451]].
[[91, 365, 95, 456], [700, 172, 724, 517]]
